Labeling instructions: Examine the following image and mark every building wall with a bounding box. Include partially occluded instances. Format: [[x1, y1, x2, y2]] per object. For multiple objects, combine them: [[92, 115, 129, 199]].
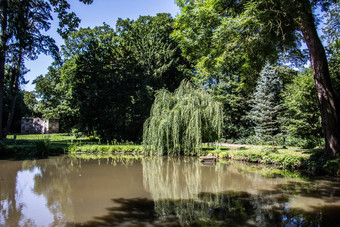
[[21, 118, 59, 134], [48, 118, 59, 133]]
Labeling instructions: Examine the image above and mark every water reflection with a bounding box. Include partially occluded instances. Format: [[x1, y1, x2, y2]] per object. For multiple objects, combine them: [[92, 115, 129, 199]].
[[0, 155, 147, 226], [1, 156, 340, 226], [0, 160, 24, 226], [142, 157, 340, 226]]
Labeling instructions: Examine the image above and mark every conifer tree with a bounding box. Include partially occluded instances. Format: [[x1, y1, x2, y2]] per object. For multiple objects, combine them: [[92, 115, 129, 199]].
[[249, 64, 282, 144]]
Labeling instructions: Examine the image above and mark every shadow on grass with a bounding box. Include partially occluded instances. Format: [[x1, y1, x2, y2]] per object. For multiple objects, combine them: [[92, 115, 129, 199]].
[[0, 138, 72, 160], [202, 147, 230, 152], [299, 149, 340, 176], [239, 147, 248, 150]]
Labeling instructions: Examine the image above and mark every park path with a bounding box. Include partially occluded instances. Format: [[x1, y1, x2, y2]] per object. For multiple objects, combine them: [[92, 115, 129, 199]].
[[219, 143, 263, 148], [208, 143, 303, 150]]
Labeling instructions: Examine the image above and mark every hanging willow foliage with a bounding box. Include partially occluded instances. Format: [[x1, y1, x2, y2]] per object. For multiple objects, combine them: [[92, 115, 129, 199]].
[[143, 80, 223, 156]]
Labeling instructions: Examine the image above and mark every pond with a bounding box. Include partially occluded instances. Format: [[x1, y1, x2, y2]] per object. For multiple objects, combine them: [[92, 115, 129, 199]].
[[1, 155, 340, 226]]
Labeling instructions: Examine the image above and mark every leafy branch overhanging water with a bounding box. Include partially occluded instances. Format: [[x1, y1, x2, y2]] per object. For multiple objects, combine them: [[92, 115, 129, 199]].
[[143, 80, 223, 156]]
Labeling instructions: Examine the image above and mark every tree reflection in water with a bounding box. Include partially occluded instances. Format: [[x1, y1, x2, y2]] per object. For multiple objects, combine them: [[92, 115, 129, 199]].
[[1, 156, 340, 226], [68, 190, 340, 226], [140, 157, 340, 226], [0, 160, 24, 226], [0, 155, 144, 226]]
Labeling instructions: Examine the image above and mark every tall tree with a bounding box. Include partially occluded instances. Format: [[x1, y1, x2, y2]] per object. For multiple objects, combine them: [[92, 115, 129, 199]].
[[35, 14, 193, 140], [174, 0, 340, 155], [33, 64, 76, 131], [0, 0, 93, 139], [116, 13, 193, 91], [323, 2, 340, 101], [282, 69, 323, 148], [249, 64, 282, 144]]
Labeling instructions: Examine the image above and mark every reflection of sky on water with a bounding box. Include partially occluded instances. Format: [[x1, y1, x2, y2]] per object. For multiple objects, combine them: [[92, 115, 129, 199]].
[[1, 156, 340, 226], [16, 167, 54, 226], [0, 201, 8, 225]]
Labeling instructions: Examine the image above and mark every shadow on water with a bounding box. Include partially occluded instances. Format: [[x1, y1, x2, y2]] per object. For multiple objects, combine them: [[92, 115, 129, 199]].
[[67, 198, 158, 227], [67, 185, 340, 227], [2, 156, 340, 226]]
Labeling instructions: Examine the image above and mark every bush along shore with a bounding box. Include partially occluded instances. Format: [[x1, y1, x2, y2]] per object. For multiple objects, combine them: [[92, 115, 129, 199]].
[[1, 134, 339, 176], [204, 145, 340, 177]]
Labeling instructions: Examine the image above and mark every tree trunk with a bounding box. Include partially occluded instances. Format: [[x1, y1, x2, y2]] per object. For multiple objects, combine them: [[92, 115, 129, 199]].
[[4, 94, 17, 138], [300, 13, 340, 156], [0, 0, 9, 140], [0, 56, 4, 139], [4, 45, 23, 138]]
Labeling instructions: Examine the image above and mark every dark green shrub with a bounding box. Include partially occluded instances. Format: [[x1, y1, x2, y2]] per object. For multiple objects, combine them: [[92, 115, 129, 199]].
[[35, 140, 51, 158], [71, 128, 85, 138], [261, 147, 278, 154], [0, 141, 6, 153], [324, 158, 340, 176]]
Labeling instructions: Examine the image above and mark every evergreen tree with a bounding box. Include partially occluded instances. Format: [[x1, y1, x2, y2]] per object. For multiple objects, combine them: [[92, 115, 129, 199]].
[[249, 64, 282, 144]]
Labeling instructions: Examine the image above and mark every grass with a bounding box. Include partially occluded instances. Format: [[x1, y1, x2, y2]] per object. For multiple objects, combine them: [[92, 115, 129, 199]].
[[204, 145, 340, 176], [68, 144, 143, 153], [1, 133, 142, 158], [220, 148, 309, 169], [6, 133, 76, 141]]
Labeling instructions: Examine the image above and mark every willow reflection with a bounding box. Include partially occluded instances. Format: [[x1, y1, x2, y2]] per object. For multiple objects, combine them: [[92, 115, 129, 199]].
[[142, 157, 302, 200], [142, 157, 239, 225]]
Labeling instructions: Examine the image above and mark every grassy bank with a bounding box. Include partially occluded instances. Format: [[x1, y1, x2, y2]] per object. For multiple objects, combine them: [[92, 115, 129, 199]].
[[205, 146, 340, 176], [1, 133, 143, 158], [68, 144, 143, 153]]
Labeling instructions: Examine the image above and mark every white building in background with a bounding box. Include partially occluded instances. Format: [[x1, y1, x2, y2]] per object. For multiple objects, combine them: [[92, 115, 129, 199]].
[[21, 118, 59, 134]]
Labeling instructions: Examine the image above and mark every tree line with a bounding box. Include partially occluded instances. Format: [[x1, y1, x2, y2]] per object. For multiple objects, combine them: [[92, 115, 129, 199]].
[[1, 0, 339, 155]]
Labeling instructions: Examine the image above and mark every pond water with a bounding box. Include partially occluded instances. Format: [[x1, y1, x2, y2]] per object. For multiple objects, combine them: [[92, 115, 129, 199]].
[[0, 155, 340, 226]]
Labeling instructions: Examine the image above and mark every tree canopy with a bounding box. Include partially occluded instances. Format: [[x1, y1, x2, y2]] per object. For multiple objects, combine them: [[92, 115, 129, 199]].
[[173, 0, 340, 155], [0, 0, 93, 138], [34, 14, 193, 140]]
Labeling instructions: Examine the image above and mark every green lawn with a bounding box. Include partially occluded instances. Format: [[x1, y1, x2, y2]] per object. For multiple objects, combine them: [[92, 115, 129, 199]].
[[6, 133, 76, 141], [2, 133, 142, 158]]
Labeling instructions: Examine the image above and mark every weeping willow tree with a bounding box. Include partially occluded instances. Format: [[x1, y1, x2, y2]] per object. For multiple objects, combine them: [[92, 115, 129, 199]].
[[143, 80, 223, 156]]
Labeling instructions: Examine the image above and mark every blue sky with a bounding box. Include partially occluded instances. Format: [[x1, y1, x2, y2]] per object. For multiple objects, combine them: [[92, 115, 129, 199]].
[[23, 0, 180, 91]]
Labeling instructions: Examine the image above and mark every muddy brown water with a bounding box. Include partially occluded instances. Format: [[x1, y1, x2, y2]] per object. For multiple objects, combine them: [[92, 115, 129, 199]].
[[0, 155, 340, 226]]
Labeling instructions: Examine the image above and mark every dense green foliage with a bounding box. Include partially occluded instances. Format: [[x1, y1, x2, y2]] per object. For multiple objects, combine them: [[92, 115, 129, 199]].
[[143, 80, 223, 156], [282, 69, 323, 148], [324, 5, 340, 109], [173, 0, 340, 155], [173, 0, 308, 83], [34, 14, 193, 140]]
